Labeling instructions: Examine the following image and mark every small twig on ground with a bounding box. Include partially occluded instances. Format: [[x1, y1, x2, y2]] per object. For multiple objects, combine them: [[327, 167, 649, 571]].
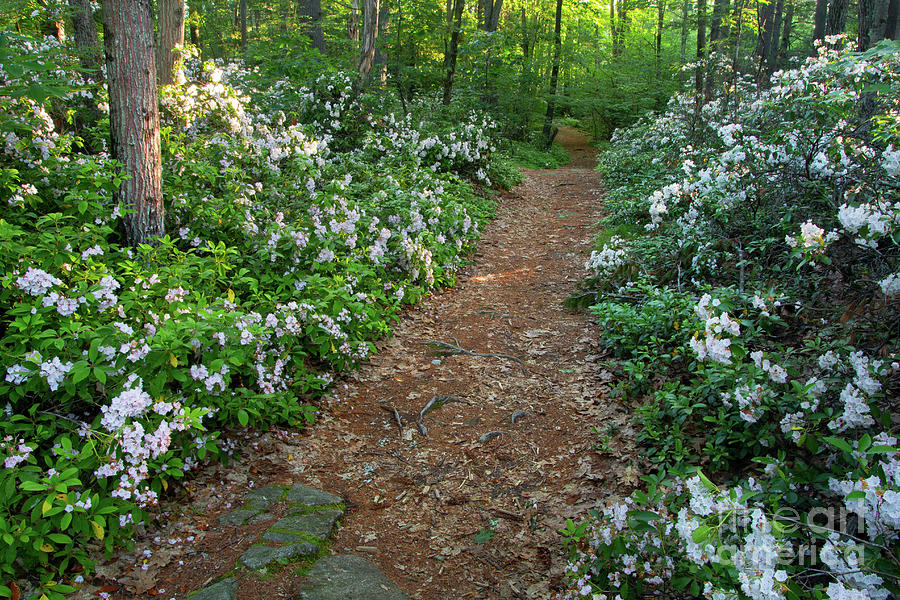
[[379, 403, 403, 433], [417, 395, 472, 437], [476, 309, 536, 321], [419, 339, 524, 365], [554, 182, 576, 187]]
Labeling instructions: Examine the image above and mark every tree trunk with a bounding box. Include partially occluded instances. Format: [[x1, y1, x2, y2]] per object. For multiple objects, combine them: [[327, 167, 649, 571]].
[[373, 2, 390, 85], [705, 0, 730, 100], [617, 0, 630, 51], [695, 0, 707, 100], [357, 0, 379, 84], [680, 0, 690, 62], [348, 0, 360, 41], [825, 0, 848, 37], [611, 0, 621, 55], [157, 0, 186, 85], [240, 0, 248, 48], [442, 0, 464, 105], [778, 2, 793, 65], [481, 0, 503, 31], [812, 0, 828, 43], [69, 0, 100, 69], [755, 0, 776, 81], [656, 0, 666, 77], [766, 0, 784, 76], [298, 0, 325, 53], [101, 0, 164, 246], [888, 0, 899, 38], [542, 0, 562, 148], [858, 0, 891, 50], [190, 23, 199, 45]]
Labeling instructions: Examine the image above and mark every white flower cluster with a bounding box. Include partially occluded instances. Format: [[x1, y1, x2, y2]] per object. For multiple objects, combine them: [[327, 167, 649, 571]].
[[584, 236, 628, 276], [689, 294, 740, 364]]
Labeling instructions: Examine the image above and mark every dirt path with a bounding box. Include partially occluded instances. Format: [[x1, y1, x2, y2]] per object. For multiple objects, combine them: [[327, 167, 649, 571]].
[[96, 128, 638, 600]]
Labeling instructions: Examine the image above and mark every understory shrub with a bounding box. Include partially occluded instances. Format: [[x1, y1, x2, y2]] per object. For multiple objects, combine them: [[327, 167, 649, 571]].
[[562, 40, 900, 600]]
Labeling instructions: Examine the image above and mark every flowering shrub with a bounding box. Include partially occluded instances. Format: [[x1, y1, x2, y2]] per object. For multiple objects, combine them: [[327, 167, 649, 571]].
[[0, 31, 513, 598], [563, 41, 900, 600]]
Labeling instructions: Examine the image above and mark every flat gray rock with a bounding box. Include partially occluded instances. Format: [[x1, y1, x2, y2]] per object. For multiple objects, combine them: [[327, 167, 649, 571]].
[[247, 486, 285, 502], [298, 555, 411, 600], [239, 542, 319, 570], [217, 509, 259, 526], [271, 509, 342, 540], [286, 484, 342, 506], [262, 530, 306, 544], [187, 577, 237, 600]]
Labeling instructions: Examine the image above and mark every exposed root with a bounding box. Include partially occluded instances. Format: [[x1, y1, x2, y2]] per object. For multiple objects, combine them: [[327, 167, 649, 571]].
[[417, 395, 472, 437], [420, 338, 524, 365]]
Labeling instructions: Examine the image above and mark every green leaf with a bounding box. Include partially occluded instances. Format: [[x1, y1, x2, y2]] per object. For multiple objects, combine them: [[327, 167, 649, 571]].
[[237, 409, 249, 427], [473, 528, 494, 544], [692, 525, 713, 543], [822, 436, 853, 454], [19, 481, 47, 492], [845, 491, 866, 502], [628, 510, 662, 523]]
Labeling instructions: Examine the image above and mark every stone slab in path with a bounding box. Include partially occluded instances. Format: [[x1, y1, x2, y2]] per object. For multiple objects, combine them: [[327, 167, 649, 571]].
[[239, 542, 319, 570], [285, 483, 342, 506], [297, 555, 412, 600], [187, 577, 237, 600], [270, 509, 342, 541]]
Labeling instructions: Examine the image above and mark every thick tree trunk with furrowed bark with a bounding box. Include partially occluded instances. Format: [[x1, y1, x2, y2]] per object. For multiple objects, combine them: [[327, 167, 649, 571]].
[[102, 0, 164, 246]]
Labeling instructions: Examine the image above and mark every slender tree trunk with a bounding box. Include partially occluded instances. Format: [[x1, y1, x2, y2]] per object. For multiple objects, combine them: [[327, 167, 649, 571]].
[[825, 0, 848, 37], [358, 0, 380, 84], [101, 0, 164, 246], [778, 2, 793, 65], [680, 0, 690, 62], [766, 0, 784, 75], [298, 0, 325, 53], [190, 23, 199, 45], [617, 0, 630, 52], [813, 0, 828, 43], [755, 0, 776, 82], [695, 0, 707, 100], [611, 0, 620, 55], [542, 0, 562, 148], [157, 0, 186, 85], [69, 0, 100, 69], [373, 3, 390, 85], [656, 0, 666, 76], [442, 0, 464, 105], [348, 0, 360, 40], [858, 0, 891, 50], [705, 0, 730, 100], [240, 0, 247, 48]]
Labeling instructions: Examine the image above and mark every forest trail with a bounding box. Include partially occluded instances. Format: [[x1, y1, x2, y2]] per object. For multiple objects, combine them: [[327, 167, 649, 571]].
[[98, 128, 638, 600]]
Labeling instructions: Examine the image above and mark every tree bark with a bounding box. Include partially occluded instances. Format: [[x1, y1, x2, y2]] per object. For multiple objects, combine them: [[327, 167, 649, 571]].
[[442, 0, 464, 105], [542, 0, 562, 148], [656, 0, 666, 76], [695, 0, 707, 100], [157, 0, 186, 85], [778, 1, 793, 65], [357, 0, 380, 84], [611, 0, 621, 55], [373, 3, 390, 85], [706, 0, 730, 99], [755, 0, 776, 81], [766, 0, 784, 75], [812, 0, 828, 43], [240, 0, 248, 48], [825, 0, 848, 37], [888, 0, 899, 39], [680, 0, 690, 62], [69, 0, 100, 69], [481, 0, 503, 31], [102, 0, 164, 246], [298, 0, 325, 53], [348, 0, 360, 40], [858, 0, 891, 50]]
